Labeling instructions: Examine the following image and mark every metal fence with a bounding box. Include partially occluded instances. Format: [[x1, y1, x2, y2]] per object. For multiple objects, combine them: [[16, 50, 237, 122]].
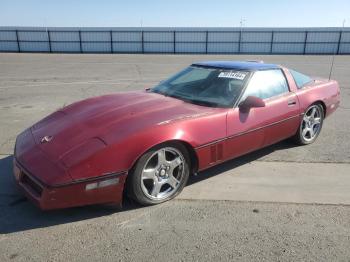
[[1, 27, 350, 54]]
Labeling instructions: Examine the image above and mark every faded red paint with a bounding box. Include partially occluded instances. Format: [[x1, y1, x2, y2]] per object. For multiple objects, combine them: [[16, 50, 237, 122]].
[[14, 67, 340, 210]]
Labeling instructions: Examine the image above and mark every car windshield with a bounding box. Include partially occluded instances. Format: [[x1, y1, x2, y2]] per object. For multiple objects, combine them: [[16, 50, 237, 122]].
[[151, 66, 250, 108]]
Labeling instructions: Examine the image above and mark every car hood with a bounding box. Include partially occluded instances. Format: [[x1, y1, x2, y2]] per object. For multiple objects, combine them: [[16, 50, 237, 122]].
[[30, 91, 220, 163]]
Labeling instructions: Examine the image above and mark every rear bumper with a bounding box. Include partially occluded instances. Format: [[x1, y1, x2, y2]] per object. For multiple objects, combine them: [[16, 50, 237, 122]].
[[325, 98, 340, 118], [325, 81, 341, 118], [13, 158, 127, 210]]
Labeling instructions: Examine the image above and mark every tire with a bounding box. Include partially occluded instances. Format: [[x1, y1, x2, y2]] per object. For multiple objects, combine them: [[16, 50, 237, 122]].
[[127, 142, 190, 206], [293, 103, 324, 145]]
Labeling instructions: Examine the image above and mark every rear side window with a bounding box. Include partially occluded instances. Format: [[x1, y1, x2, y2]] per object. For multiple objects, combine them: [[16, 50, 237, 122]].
[[242, 69, 289, 100], [289, 69, 313, 89]]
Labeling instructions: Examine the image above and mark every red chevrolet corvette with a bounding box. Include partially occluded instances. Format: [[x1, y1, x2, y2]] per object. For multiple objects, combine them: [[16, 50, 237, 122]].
[[14, 61, 340, 210]]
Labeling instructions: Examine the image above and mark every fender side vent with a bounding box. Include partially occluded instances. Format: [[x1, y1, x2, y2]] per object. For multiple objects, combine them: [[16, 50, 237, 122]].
[[217, 143, 223, 161], [210, 145, 217, 163]]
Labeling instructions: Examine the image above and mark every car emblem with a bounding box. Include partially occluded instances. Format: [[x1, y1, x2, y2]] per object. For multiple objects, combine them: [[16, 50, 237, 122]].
[[41, 135, 53, 143]]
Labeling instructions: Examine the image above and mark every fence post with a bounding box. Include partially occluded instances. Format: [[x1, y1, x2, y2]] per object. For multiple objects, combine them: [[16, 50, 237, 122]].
[[270, 31, 274, 54], [336, 30, 342, 55], [205, 31, 208, 54], [238, 30, 242, 53], [15, 29, 20, 52], [78, 30, 83, 53], [173, 31, 176, 54], [47, 30, 51, 53], [110, 30, 113, 53], [141, 30, 144, 54], [303, 31, 308, 55]]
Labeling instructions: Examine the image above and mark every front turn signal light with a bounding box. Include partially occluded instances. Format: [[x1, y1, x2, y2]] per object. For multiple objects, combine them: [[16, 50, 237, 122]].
[[85, 177, 119, 191]]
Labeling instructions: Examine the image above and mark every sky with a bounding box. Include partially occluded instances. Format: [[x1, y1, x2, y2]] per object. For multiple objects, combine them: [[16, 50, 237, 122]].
[[0, 0, 349, 28]]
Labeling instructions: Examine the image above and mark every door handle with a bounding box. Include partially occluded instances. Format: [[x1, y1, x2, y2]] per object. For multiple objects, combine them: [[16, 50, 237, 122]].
[[288, 100, 296, 106]]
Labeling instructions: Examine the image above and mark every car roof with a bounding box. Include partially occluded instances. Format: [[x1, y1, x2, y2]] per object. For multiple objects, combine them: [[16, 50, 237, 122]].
[[192, 61, 281, 71]]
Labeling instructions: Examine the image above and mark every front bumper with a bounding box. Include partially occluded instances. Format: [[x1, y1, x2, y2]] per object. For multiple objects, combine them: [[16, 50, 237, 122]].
[[13, 158, 127, 210]]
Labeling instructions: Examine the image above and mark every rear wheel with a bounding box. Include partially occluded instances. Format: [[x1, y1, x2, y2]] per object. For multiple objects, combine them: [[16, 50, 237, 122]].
[[127, 143, 190, 206], [294, 104, 324, 145]]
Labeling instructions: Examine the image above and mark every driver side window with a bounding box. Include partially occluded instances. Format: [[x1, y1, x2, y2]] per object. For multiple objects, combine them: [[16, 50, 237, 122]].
[[242, 69, 289, 100]]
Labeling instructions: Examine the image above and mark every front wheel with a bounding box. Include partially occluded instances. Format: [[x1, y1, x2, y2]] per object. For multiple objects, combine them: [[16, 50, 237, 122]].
[[293, 104, 324, 145], [127, 143, 190, 206]]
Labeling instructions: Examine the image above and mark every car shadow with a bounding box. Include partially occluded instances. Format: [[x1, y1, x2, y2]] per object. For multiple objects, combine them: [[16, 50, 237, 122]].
[[0, 155, 144, 234], [188, 140, 297, 186], [0, 140, 297, 234]]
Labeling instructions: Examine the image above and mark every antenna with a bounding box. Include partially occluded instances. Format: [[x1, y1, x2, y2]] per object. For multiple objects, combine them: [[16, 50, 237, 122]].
[[239, 17, 246, 32], [329, 49, 336, 81], [239, 18, 246, 55], [329, 20, 345, 80]]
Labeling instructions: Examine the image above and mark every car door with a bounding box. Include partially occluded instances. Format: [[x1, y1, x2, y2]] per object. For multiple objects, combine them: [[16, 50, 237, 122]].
[[225, 69, 300, 160]]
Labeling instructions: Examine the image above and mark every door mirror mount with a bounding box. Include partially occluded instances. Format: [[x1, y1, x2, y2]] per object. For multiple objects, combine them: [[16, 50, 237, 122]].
[[239, 96, 265, 112]]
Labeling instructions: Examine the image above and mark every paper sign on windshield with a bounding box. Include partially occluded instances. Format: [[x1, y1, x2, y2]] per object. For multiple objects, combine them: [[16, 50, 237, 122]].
[[218, 71, 246, 80]]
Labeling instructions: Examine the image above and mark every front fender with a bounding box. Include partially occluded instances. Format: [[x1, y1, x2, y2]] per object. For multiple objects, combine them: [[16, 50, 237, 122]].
[[100, 111, 227, 175]]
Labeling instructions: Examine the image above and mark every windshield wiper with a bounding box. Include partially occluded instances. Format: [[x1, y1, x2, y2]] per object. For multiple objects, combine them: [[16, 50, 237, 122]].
[[168, 93, 218, 107], [186, 99, 218, 107], [153, 90, 219, 107], [151, 89, 168, 97]]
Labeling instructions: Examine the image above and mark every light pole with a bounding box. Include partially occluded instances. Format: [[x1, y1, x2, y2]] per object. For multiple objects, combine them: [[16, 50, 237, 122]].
[[239, 18, 246, 53]]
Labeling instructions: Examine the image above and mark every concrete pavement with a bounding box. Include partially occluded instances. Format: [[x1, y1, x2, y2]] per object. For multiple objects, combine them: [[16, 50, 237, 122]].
[[181, 161, 350, 205], [1, 53, 350, 261]]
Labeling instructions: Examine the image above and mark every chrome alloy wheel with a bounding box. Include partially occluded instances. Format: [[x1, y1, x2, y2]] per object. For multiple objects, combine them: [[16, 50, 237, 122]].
[[140, 147, 185, 200], [301, 105, 322, 142]]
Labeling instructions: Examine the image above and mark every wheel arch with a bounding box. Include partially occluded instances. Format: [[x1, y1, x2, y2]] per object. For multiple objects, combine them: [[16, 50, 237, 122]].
[[173, 139, 199, 174], [123, 139, 199, 200], [293, 101, 325, 145], [127, 139, 199, 177], [311, 100, 326, 117]]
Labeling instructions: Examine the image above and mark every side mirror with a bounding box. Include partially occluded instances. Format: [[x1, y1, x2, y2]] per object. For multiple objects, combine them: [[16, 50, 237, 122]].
[[239, 96, 265, 112]]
